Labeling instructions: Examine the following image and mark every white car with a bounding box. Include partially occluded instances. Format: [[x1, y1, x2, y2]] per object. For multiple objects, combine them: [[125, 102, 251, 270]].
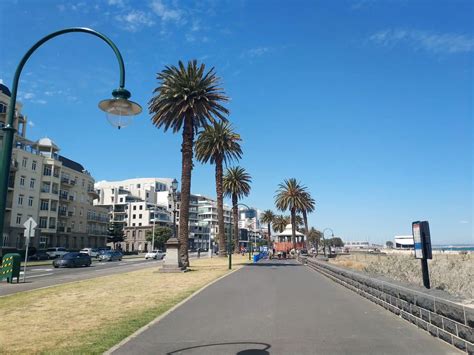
[[145, 250, 166, 260], [46, 247, 68, 259], [80, 248, 100, 258]]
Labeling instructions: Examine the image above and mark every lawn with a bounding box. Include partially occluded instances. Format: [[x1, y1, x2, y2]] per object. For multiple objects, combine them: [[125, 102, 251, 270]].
[[0, 255, 249, 354]]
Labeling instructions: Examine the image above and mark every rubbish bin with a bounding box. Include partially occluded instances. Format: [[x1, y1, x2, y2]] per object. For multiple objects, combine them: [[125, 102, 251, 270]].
[[1, 253, 21, 283]]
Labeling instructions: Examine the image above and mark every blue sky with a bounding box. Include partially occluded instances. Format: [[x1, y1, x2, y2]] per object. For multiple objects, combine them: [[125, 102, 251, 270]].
[[0, 0, 472, 244]]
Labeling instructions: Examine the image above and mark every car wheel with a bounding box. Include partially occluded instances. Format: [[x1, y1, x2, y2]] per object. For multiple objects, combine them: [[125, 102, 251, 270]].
[[54, 265, 59, 268]]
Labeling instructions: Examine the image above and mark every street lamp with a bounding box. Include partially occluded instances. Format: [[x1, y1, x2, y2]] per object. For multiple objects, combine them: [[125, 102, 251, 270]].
[[0, 27, 142, 240], [322, 228, 334, 257], [171, 178, 178, 239]]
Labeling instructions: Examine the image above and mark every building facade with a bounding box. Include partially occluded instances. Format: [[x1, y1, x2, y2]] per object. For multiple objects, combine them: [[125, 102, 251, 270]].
[[1, 84, 109, 250]]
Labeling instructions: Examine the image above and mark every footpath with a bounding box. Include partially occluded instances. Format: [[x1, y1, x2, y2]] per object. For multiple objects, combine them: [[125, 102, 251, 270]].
[[110, 259, 457, 355]]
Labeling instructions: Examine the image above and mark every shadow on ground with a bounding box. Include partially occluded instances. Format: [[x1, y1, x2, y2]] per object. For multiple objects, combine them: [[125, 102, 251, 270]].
[[248, 261, 302, 267], [167, 341, 271, 354]]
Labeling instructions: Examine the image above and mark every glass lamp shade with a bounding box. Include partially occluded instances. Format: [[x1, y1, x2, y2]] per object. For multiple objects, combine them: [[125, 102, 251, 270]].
[[171, 178, 178, 192], [98, 97, 142, 129]]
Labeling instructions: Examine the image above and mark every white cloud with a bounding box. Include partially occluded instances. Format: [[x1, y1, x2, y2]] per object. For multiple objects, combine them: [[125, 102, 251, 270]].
[[369, 29, 474, 54], [108, 0, 125, 7], [242, 47, 272, 58], [459, 220, 470, 224], [150, 0, 183, 23], [32, 99, 47, 105], [27, 120, 35, 127], [24, 93, 35, 100], [115, 10, 155, 32], [0, 79, 3, 84]]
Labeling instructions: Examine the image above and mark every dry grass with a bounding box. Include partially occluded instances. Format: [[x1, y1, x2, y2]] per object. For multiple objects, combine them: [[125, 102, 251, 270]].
[[0, 255, 249, 354]]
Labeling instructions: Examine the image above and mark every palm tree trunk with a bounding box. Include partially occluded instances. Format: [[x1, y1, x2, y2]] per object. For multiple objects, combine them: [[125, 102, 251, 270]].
[[215, 156, 226, 257], [232, 194, 239, 253], [267, 223, 271, 247], [291, 208, 296, 250], [302, 209, 309, 249], [178, 116, 193, 268]]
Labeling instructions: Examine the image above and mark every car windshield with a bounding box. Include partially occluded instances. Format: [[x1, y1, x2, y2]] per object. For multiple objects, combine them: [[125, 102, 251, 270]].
[[62, 253, 78, 259]]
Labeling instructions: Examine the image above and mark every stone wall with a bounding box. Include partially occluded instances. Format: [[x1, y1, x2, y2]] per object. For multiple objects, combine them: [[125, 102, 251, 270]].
[[300, 257, 473, 354]]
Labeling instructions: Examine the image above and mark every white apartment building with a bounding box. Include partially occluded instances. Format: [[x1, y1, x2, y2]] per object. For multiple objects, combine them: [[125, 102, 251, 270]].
[[1, 83, 109, 250], [197, 198, 233, 250]]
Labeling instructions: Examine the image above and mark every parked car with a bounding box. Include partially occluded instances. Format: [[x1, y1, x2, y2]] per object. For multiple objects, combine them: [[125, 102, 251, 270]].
[[80, 248, 100, 258], [53, 252, 92, 268], [46, 247, 68, 259], [28, 251, 50, 261], [99, 250, 123, 262], [144, 250, 166, 260]]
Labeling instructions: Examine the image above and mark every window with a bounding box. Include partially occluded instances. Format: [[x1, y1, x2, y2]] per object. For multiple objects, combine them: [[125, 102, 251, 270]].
[[132, 223, 135, 227], [43, 165, 52, 176], [133, 214, 136, 219], [50, 201, 57, 212], [32, 160, 37, 171], [139, 205, 143, 210], [138, 223, 142, 226], [111, 196, 114, 202], [39, 217, 48, 228], [28, 196, 33, 207], [40, 200, 49, 210], [20, 176, 25, 186], [133, 206, 136, 210], [16, 214, 22, 224], [41, 182, 50, 193], [49, 217, 56, 229], [39, 236, 48, 247], [137, 184, 141, 188], [18, 194, 24, 205], [22, 157, 27, 168], [30, 178, 35, 189], [120, 197, 123, 202], [139, 214, 142, 218]]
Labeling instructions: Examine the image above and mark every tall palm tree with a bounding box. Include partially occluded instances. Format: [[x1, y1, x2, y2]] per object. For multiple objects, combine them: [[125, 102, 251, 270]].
[[299, 192, 316, 235], [260, 210, 275, 245], [272, 214, 289, 233], [223, 166, 252, 253], [196, 121, 242, 257], [149, 60, 229, 267], [274, 178, 308, 250]]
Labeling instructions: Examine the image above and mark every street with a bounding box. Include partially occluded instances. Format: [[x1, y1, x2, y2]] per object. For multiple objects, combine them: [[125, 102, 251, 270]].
[[111, 259, 458, 355]]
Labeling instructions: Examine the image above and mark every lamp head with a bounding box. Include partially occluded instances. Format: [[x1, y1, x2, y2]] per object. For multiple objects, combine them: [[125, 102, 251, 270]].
[[171, 178, 178, 192], [99, 88, 142, 129]]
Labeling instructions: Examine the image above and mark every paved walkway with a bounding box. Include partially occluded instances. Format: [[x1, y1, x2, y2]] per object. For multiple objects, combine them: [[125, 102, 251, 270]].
[[112, 259, 459, 355]]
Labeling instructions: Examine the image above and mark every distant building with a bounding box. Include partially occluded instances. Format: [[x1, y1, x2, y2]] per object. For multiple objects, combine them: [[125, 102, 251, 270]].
[[1, 84, 109, 250], [344, 241, 383, 250], [394, 235, 414, 249]]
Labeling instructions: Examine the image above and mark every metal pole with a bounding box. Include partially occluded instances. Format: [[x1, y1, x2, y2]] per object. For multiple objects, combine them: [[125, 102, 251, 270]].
[[0, 27, 127, 240], [151, 208, 155, 251], [421, 258, 430, 289], [228, 226, 232, 270], [22, 235, 30, 282]]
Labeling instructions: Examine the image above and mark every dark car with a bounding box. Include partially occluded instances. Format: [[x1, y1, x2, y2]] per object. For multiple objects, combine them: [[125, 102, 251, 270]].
[[28, 251, 50, 261], [53, 252, 92, 268], [99, 250, 123, 262]]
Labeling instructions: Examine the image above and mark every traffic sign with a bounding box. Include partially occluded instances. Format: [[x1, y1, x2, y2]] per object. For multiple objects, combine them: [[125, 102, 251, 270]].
[[23, 217, 37, 238]]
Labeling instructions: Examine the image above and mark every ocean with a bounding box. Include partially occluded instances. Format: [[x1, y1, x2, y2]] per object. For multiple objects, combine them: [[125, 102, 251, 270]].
[[432, 245, 474, 252]]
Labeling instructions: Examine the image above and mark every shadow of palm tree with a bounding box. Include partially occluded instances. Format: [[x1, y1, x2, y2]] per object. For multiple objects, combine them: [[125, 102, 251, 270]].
[[166, 341, 271, 354]]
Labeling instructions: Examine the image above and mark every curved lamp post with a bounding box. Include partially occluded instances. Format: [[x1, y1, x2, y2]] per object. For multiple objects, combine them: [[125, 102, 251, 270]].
[[0, 27, 142, 241], [322, 227, 334, 257]]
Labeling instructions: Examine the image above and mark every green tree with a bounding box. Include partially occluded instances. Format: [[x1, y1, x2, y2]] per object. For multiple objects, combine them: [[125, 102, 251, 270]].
[[149, 60, 229, 267], [307, 227, 322, 251], [272, 215, 290, 233], [298, 192, 315, 235], [145, 226, 173, 250], [260, 210, 275, 245], [328, 237, 344, 248], [195, 121, 242, 257], [275, 178, 309, 250], [107, 222, 124, 248], [223, 166, 252, 253], [386, 241, 394, 248]]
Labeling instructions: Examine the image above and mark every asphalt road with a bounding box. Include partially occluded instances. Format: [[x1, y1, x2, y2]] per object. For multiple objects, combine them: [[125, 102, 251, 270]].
[[112, 259, 459, 355]]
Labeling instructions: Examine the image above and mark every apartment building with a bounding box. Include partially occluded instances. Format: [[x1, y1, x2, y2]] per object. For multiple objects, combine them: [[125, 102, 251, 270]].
[[197, 198, 233, 250], [1, 83, 109, 250], [94, 178, 173, 252]]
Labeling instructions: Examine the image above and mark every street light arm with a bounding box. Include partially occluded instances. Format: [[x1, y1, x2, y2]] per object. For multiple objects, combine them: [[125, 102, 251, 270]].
[[5, 27, 126, 129]]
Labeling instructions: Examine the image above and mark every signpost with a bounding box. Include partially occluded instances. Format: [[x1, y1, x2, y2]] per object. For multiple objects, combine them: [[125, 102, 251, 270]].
[[412, 221, 432, 289], [22, 217, 37, 282]]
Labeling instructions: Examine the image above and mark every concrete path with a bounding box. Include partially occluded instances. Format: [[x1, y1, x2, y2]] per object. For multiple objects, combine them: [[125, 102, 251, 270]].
[[112, 259, 459, 355]]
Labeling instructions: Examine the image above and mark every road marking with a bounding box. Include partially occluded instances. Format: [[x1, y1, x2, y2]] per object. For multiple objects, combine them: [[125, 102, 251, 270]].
[[29, 268, 53, 272], [23, 273, 54, 279]]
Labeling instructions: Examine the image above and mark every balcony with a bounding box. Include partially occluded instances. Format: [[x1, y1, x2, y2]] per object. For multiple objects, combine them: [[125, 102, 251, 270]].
[[59, 193, 69, 201], [87, 188, 100, 199], [59, 210, 67, 217], [10, 159, 18, 171], [67, 211, 74, 217]]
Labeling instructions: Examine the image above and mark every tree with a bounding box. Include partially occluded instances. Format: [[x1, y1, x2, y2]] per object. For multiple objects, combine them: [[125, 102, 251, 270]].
[[223, 166, 252, 253], [328, 237, 344, 248], [294, 214, 304, 231], [260, 210, 275, 246], [272, 215, 289, 233], [195, 121, 242, 257], [386, 241, 394, 248], [307, 227, 322, 251], [149, 60, 229, 268], [298, 192, 315, 235], [275, 178, 308, 250], [107, 222, 124, 249], [145, 226, 173, 250]]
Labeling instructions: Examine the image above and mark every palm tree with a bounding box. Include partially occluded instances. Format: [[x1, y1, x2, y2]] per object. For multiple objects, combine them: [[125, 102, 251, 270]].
[[260, 210, 275, 245], [299, 192, 316, 235], [196, 121, 242, 257], [223, 166, 252, 253], [274, 178, 308, 250], [149, 60, 229, 267], [307, 227, 322, 255], [272, 214, 289, 233]]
